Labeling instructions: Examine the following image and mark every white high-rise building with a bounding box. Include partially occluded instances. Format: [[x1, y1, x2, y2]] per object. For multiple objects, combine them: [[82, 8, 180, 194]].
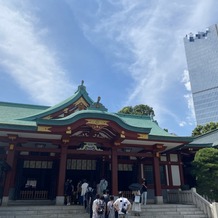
[[184, 24, 218, 125]]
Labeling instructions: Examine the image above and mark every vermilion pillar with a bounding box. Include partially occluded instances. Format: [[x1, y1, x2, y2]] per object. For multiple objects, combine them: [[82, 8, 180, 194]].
[[2, 142, 17, 205], [153, 151, 163, 204], [56, 144, 67, 205], [111, 146, 118, 195]]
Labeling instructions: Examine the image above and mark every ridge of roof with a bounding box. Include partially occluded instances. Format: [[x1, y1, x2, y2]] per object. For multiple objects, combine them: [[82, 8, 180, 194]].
[[193, 128, 218, 139], [0, 101, 49, 110], [36, 109, 151, 133], [20, 81, 94, 121]]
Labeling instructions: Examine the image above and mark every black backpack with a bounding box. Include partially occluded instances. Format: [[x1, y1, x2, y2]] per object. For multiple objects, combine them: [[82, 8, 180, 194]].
[[97, 199, 105, 215]]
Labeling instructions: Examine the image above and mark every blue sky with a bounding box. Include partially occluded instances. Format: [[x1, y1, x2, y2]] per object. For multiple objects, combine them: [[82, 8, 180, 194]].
[[0, 0, 218, 136]]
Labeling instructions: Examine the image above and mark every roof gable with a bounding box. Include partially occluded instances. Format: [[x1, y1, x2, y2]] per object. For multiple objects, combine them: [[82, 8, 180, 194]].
[[21, 81, 95, 121]]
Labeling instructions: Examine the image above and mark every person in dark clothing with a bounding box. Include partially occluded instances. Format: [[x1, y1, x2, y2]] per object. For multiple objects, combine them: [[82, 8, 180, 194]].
[[103, 190, 109, 218], [65, 179, 73, 205], [89, 185, 97, 218], [141, 179, 147, 205]]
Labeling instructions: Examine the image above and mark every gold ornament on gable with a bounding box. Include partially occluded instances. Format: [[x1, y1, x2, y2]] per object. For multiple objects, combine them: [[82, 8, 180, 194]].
[[37, 126, 52, 132], [86, 119, 109, 131], [137, 133, 148, 139]]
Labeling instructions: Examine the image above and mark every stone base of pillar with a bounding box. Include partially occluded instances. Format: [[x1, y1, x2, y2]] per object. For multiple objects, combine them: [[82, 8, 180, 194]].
[[56, 196, 64, 205], [155, 196, 163, 204], [2, 196, 9, 206]]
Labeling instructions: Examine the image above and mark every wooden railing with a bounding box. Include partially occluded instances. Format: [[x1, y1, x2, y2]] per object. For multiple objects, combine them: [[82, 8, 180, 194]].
[[167, 188, 217, 218], [20, 190, 48, 200]]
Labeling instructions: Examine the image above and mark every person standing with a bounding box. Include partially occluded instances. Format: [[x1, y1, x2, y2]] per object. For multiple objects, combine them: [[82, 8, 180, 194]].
[[99, 178, 108, 195], [103, 190, 109, 218], [64, 179, 73, 205], [81, 179, 89, 206], [76, 180, 82, 205], [92, 194, 106, 218], [141, 179, 147, 205], [132, 190, 141, 216], [113, 192, 131, 218], [107, 195, 115, 218]]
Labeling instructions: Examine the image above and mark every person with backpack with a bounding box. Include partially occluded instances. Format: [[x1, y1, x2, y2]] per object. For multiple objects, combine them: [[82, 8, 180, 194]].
[[103, 190, 109, 218], [113, 192, 131, 218], [92, 194, 106, 218], [107, 195, 116, 218]]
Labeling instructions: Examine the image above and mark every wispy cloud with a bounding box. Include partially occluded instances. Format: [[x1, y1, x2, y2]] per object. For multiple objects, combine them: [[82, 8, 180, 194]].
[[0, 1, 75, 105], [71, 0, 217, 128], [181, 69, 196, 127]]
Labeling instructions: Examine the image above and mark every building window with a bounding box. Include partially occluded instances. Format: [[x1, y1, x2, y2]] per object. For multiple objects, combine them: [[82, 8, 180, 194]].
[[23, 160, 53, 169], [67, 159, 96, 170], [160, 165, 167, 185]]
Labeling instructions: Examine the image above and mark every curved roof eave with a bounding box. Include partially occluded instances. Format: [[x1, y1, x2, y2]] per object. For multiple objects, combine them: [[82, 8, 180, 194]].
[[36, 110, 151, 134], [0, 122, 37, 131], [20, 87, 94, 121], [148, 134, 193, 143], [185, 143, 212, 147]]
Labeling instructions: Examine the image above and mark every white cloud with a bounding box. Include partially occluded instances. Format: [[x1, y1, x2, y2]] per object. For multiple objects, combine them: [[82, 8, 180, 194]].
[[182, 70, 191, 92], [181, 70, 196, 126], [73, 0, 216, 128], [0, 1, 75, 105], [179, 121, 187, 127]]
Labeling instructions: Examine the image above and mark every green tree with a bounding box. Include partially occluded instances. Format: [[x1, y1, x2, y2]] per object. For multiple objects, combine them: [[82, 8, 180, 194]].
[[192, 122, 218, 136], [192, 148, 218, 201], [118, 106, 134, 114], [118, 104, 155, 116]]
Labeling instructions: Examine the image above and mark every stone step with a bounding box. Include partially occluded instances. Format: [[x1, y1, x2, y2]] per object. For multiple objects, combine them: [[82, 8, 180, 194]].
[[130, 204, 208, 218], [8, 200, 55, 206], [0, 205, 88, 218], [0, 204, 208, 218]]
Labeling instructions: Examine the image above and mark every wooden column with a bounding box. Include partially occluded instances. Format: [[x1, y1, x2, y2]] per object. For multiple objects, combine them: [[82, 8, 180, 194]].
[[111, 146, 118, 195], [57, 145, 67, 196], [3, 142, 16, 197], [153, 151, 163, 203]]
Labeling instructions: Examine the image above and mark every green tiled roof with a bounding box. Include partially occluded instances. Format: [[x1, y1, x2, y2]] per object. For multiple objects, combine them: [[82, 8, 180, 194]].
[[187, 129, 218, 147], [0, 82, 192, 143], [116, 113, 172, 136], [22, 83, 94, 121], [0, 102, 48, 121]]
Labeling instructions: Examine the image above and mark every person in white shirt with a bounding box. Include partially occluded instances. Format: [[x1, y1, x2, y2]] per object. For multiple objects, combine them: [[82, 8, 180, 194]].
[[81, 179, 88, 206], [99, 178, 108, 195], [92, 194, 106, 218], [113, 192, 131, 218]]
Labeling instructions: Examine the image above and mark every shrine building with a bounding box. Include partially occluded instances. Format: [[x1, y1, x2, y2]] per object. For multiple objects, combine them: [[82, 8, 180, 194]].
[[0, 81, 195, 205]]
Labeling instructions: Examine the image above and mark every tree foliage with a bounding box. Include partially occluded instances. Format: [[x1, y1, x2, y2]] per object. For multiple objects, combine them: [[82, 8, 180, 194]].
[[118, 104, 155, 116], [192, 122, 218, 137], [192, 148, 218, 201]]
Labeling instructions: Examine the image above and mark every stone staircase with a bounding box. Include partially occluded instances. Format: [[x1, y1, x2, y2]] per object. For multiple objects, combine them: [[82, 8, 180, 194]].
[[134, 204, 208, 218], [0, 205, 89, 218], [0, 204, 208, 218]]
